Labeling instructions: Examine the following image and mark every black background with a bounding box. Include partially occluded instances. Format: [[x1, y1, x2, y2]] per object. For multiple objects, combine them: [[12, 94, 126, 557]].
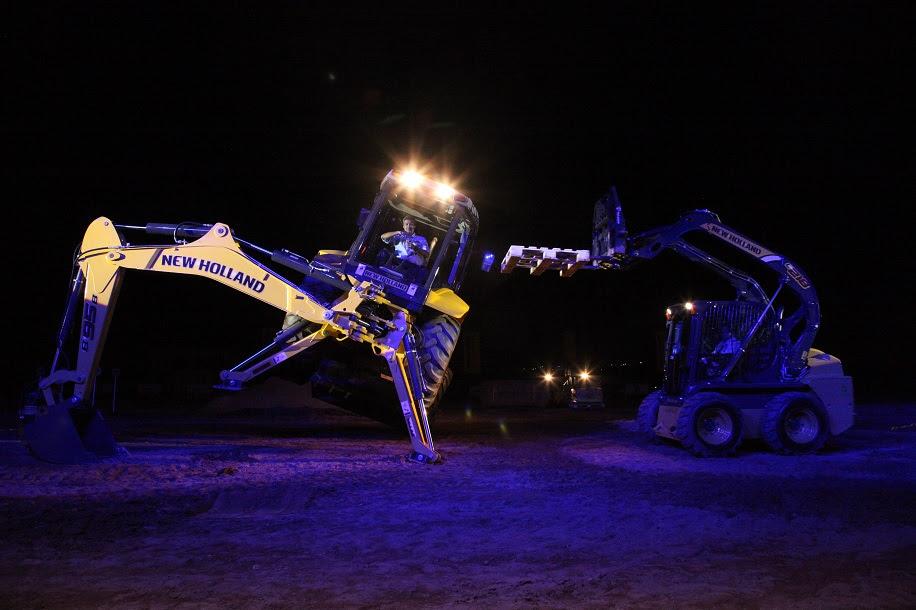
[[5, 4, 914, 406]]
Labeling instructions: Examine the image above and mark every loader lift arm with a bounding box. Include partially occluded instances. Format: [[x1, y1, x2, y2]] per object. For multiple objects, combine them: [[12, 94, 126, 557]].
[[24, 217, 440, 464], [501, 188, 820, 379]]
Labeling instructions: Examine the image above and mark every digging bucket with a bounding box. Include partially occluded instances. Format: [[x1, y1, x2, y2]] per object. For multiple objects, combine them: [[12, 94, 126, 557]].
[[20, 401, 121, 464]]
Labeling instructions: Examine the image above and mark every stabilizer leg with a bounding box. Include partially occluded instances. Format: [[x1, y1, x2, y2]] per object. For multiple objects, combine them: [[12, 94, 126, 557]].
[[386, 349, 441, 464]]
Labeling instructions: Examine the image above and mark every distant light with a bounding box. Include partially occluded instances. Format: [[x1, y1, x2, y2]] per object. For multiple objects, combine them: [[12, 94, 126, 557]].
[[579, 371, 590, 381], [435, 183, 455, 200], [684, 301, 694, 312], [481, 251, 495, 272], [665, 307, 672, 319], [543, 372, 554, 382], [327, 72, 337, 82], [401, 171, 423, 188]]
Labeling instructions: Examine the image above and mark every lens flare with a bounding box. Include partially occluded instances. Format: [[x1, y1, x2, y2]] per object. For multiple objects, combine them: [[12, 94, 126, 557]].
[[435, 183, 455, 199], [401, 171, 423, 188]]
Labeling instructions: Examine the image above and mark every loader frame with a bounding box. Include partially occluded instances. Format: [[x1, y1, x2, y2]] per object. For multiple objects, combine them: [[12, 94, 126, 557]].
[[500, 187, 854, 455]]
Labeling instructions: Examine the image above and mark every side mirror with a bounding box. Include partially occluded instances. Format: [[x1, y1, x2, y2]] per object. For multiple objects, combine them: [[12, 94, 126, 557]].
[[480, 251, 495, 272], [356, 208, 371, 228]]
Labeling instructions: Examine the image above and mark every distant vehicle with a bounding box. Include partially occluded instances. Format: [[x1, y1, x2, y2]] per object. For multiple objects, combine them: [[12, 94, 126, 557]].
[[541, 367, 605, 409]]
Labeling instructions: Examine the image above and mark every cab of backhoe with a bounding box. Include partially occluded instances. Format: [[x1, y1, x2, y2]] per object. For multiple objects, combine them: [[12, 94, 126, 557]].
[[345, 169, 478, 312]]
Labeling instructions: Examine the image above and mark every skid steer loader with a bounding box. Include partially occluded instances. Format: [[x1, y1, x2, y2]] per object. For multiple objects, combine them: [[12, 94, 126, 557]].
[[22, 169, 477, 464], [501, 187, 853, 456]]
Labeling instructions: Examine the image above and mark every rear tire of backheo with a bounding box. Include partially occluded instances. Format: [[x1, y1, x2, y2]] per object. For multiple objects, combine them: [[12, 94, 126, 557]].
[[417, 315, 461, 417]]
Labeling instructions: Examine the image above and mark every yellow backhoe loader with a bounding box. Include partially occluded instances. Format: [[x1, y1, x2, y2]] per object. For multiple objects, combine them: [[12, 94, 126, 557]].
[[22, 170, 478, 464]]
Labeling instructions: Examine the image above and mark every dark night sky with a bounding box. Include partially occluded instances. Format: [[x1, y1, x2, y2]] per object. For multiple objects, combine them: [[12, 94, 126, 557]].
[[5, 4, 914, 403]]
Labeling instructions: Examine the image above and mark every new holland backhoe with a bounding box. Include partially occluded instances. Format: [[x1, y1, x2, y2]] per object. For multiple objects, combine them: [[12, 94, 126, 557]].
[[22, 169, 477, 464]]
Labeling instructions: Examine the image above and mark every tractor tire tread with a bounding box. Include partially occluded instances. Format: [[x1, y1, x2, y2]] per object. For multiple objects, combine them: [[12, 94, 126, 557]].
[[636, 390, 665, 442], [761, 391, 829, 455], [417, 315, 462, 412], [675, 392, 743, 457]]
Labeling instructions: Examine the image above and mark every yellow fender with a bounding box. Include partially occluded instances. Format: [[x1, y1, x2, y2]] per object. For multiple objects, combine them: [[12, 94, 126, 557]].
[[424, 288, 469, 319]]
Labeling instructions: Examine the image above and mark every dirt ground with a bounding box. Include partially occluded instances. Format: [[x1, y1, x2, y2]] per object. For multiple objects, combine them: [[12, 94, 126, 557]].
[[1, 387, 915, 609]]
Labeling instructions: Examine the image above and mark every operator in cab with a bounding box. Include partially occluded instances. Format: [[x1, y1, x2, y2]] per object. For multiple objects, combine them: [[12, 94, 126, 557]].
[[381, 217, 429, 266]]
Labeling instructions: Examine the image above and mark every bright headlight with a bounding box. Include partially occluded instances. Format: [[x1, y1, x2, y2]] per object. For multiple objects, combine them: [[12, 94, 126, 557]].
[[435, 183, 455, 200], [401, 171, 423, 189]]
